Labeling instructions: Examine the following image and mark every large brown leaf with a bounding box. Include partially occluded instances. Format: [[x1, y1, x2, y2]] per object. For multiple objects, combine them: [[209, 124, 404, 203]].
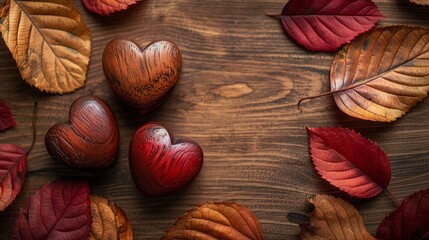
[[0, 0, 91, 94], [410, 0, 429, 5], [88, 195, 133, 240], [162, 202, 264, 240], [330, 26, 429, 122], [300, 194, 375, 240]]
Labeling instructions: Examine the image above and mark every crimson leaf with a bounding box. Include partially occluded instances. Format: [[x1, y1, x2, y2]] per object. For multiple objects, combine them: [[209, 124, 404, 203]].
[[0, 144, 27, 211], [377, 189, 429, 240], [0, 101, 16, 131], [308, 127, 391, 198], [13, 180, 92, 240], [280, 0, 383, 51]]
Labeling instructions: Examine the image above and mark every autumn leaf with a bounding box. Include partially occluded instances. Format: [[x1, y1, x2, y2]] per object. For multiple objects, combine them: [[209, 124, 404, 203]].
[[299, 26, 429, 122], [13, 180, 92, 240], [0, 0, 91, 94], [377, 189, 429, 240], [0, 103, 36, 212], [162, 202, 265, 240], [308, 127, 391, 198], [409, 0, 429, 5], [0, 144, 27, 211], [0, 101, 15, 131], [278, 0, 383, 51], [298, 194, 376, 239], [82, 0, 139, 16], [88, 195, 133, 240]]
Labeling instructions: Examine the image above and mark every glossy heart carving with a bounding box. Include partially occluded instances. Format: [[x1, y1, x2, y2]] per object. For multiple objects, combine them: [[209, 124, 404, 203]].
[[102, 38, 182, 114], [129, 122, 203, 197], [45, 96, 119, 170]]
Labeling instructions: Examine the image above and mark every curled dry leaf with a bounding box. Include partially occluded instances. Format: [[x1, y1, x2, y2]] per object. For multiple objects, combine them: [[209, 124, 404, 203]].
[[300, 194, 376, 240], [0, 0, 91, 94], [300, 26, 429, 122], [82, 0, 139, 16], [88, 195, 133, 240], [0, 101, 15, 131], [377, 189, 429, 240], [307, 127, 391, 198], [163, 202, 264, 240], [13, 180, 91, 240], [0, 144, 26, 211], [410, 0, 429, 5], [279, 0, 383, 51]]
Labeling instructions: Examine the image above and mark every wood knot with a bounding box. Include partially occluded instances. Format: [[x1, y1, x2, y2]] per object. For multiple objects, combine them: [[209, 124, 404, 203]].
[[211, 83, 253, 99]]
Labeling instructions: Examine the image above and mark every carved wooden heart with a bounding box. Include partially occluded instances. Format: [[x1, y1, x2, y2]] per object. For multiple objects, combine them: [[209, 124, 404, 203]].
[[102, 38, 182, 114], [45, 96, 119, 170], [129, 122, 203, 197]]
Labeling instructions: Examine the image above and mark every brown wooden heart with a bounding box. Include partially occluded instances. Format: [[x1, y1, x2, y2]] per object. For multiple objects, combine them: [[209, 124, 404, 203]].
[[45, 95, 119, 170], [102, 38, 182, 114]]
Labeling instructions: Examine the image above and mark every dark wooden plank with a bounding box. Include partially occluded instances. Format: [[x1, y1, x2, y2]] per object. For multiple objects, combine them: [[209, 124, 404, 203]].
[[1, 0, 429, 239]]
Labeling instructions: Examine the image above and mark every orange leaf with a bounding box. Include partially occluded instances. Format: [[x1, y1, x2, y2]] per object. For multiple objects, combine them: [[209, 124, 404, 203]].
[[300, 194, 376, 240], [299, 26, 429, 122], [88, 195, 133, 240], [0, 0, 91, 93], [163, 202, 264, 240], [410, 0, 429, 5]]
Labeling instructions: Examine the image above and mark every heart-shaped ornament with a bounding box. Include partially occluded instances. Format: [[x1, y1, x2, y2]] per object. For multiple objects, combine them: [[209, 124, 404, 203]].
[[129, 122, 203, 197], [102, 38, 182, 114], [45, 96, 119, 170]]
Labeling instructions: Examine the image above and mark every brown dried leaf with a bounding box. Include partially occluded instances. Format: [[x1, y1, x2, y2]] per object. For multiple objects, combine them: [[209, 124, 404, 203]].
[[88, 195, 133, 240], [410, 0, 429, 5], [163, 202, 265, 240], [330, 26, 429, 122], [300, 194, 375, 240], [0, 0, 91, 94]]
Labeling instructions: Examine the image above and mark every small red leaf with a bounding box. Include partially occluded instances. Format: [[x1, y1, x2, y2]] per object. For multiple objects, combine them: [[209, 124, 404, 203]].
[[82, 0, 139, 16], [308, 127, 391, 198], [377, 189, 429, 240], [0, 101, 16, 131], [13, 180, 92, 240], [0, 144, 27, 211], [280, 0, 383, 51]]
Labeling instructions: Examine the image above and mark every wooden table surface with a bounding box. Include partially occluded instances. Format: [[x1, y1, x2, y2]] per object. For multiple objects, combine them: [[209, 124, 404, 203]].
[[1, 0, 429, 239]]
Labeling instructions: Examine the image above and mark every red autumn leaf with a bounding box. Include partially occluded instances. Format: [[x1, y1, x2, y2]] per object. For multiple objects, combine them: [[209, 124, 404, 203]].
[[377, 189, 429, 240], [308, 127, 391, 198], [82, 0, 139, 16], [0, 144, 27, 211], [0, 101, 16, 131], [279, 0, 383, 51], [13, 180, 92, 240]]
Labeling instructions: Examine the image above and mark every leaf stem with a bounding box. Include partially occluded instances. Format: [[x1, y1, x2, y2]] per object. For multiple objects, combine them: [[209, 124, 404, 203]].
[[298, 91, 338, 112], [26, 102, 38, 156], [265, 12, 281, 18], [385, 188, 400, 207]]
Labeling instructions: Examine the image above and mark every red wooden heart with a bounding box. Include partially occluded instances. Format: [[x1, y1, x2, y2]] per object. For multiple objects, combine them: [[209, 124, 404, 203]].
[[45, 96, 119, 170], [102, 38, 182, 114], [129, 122, 203, 197]]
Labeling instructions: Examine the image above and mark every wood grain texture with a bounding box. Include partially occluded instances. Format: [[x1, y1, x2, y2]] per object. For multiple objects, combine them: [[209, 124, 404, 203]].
[[0, 0, 429, 239]]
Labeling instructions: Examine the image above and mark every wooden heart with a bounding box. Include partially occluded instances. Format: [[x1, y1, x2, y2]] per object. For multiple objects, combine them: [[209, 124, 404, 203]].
[[129, 122, 203, 197], [102, 38, 182, 114], [45, 96, 119, 170]]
